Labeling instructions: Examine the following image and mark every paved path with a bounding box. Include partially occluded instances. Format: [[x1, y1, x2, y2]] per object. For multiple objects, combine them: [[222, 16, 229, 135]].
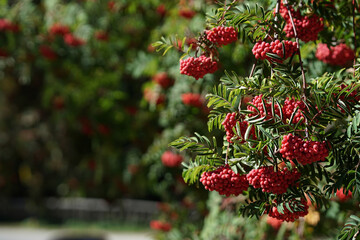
[[0, 227, 152, 240]]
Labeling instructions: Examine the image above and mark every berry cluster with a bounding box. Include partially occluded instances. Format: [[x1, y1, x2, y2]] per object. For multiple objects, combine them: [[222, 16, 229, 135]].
[[252, 40, 298, 62], [49, 23, 70, 36], [316, 43, 354, 66], [247, 95, 280, 120], [150, 220, 172, 232], [64, 33, 86, 47], [338, 84, 360, 103], [200, 165, 249, 197], [205, 26, 238, 46], [0, 18, 19, 32], [280, 134, 329, 165], [152, 72, 174, 88], [282, 97, 306, 124], [95, 30, 109, 41], [280, 4, 323, 42], [268, 198, 309, 222], [222, 112, 256, 143], [181, 93, 204, 108], [180, 55, 218, 80], [246, 166, 301, 194], [336, 188, 353, 202], [39, 45, 57, 60], [179, 8, 196, 19], [161, 151, 183, 167]]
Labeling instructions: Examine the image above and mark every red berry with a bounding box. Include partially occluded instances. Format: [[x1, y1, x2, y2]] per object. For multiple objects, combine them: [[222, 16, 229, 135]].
[[64, 33, 85, 47], [222, 112, 256, 143], [267, 216, 283, 230], [205, 26, 238, 46], [336, 188, 352, 202], [247, 94, 280, 120], [200, 165, 249, 197], [280, 133, 329, 165], [268, 198, 309, 222], [161, 151, 183, 167], [95, 30, 109, 41], [143, 88, 165, 105], [49, 23, 70, 36], [247, 166, 301, 194], [0, 18, 19, 32], [40, 45, 57, 60], [150, 220, 172, 232], [282, 97, 306, 124], [252, 40, 297, 62], [316, 43, 354, 66], [179, 8, 196, 19], [152, 72, 174, 88], [180, 55, 218, 80], [181, 93, 204, 108]]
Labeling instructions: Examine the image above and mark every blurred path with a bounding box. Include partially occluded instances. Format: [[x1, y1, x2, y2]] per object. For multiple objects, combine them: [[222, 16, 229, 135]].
[[0, 226, 152, 240]]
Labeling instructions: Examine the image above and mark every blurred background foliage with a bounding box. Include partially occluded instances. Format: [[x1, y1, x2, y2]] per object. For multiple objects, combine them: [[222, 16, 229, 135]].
[[0, 0, 358, 239]]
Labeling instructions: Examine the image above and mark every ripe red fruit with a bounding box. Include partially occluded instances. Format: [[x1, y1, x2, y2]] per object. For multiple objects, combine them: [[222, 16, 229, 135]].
[[282, 97, 306, 124], [161, 151, 183, 167], [252, 40, 297, 62], [181, 93, 204, 108], [49, 23, 70, 36], [205, 26, 238, 46], [280, 133, 329, 165], [316, 43, 354, 66], [222, 112, 256, 143], [40, 45, 57, 60], [152, 72, 174, 88], [186, 38, 198, 50], [150, 220, 172, 232], [80, 118, 93, 136], [64, 33, 85, 47], [200, 165, 249, 197], [180, 55, 218, 80], [0, 18, 19, 32], [247, 94, 280, 120], [247, 166, 301, 194], [108, 1, 116, 11], [179, 8, 196, 19], [95, 30, 109, 41], [336, 188, 352, 202], [268, 198, 309, 222], [156, 4, 167, 18]]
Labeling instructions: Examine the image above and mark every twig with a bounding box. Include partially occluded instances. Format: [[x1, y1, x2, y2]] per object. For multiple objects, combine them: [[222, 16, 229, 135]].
[[249, 59, 258, 78], [218, 0, 238, 24], [283, 0, 307, 100], [225, 144, 230, 165], [274, 0, 281, 40], [353, 0, 357, 77]]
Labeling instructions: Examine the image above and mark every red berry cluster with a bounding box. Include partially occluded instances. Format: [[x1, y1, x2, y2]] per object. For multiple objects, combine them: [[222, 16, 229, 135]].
[[180, 55, 218, 80], [49, 23, 70, 36], [268, 198, 309, 222], [205, 26, 238, 46], [0, 18, 19, 32], [338, 84, 360, 102], [247, 95, 280, 120], [222, 112, 256, 143], [161, 151, 183, 167], [280, 4, 323, 42], [40, 45, 57, 60], [282, 97, 306, 124], [280, 134, 329, 165], [200, 165, 249, 197], [336, 188, 353, 202], [316, 43, 354, 66], [246, 166, 301, 194], [181, 93, 204, 108], [152, 72, 174, 89], [64, 33, 86, 47], [150, 220, 172, 232], [95, 30, 109, 41], [252, 40, 298, 62], [179, 8, 196, 19]]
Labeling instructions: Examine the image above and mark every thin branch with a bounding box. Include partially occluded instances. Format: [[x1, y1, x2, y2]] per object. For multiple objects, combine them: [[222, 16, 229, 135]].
[[218, 0, 238, 24], [274, 0, 281, 40], [249, 59, 258, 78], [283, 0, 307, 100]]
